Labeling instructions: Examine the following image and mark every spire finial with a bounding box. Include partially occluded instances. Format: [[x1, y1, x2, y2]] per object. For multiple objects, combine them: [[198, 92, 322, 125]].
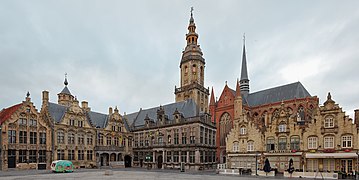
[[26, 91, 30, 98], [327, 92, 332, 100], [243, 33, 246, 44], [64, 73, 68, 86], [189, 7, 194, 24]]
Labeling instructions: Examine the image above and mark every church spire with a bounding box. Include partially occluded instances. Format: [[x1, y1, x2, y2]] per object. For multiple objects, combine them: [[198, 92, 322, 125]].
[[210, 87, 215, 106], [240, 34, 249, 96]]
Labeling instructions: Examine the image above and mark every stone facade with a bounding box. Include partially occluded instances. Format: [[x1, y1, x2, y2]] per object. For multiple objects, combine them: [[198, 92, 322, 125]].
[[128, 105, 216, 171], [225, 88, 359, 174], [0, 81, 133, 170], [0, 94, 52, 170]]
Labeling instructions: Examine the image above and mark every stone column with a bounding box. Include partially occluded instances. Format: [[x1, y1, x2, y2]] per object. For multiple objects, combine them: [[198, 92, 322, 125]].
[[179, 151, 182, 163], [195, 149, 200, 164], [187, 151, 190, 163], [153, 151, 155, 163], [162, 151, 165, 169]]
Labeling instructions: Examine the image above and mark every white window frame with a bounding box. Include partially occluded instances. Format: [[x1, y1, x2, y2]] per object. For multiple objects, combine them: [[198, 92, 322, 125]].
[[278, 124, 286, 132], [342, 135, 352, 148], [324, 116, 334, 128], [240, 127, 246, 135], [308, 137, 318, 149], [324, 136, 334, 149], [247, 141, 254, 152], [233, 141, 239, 152]]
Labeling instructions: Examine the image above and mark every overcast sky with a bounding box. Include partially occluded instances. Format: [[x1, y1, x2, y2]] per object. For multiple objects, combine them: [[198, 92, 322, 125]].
[[1, 0, 358, 118]]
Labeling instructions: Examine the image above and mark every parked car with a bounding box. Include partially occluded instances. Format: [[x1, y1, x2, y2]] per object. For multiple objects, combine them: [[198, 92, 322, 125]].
[[51, 160, 74, 173]]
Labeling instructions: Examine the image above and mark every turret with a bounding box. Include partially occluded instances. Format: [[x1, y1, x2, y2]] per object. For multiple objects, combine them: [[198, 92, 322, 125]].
[[57, 75, 74, 106]]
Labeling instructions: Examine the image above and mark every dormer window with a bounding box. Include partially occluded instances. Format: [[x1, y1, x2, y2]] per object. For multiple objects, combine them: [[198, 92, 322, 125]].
[[324, 116, 334, 128], [29, 119, 37, 126], [278, 124, 286, 132], [69, 119, 75, 126], [18, 118, 27, 126], [240, 126, 246, 135]]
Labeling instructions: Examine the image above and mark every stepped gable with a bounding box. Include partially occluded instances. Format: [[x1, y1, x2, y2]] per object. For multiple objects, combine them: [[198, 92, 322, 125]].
[[0, 103, 22, 125]]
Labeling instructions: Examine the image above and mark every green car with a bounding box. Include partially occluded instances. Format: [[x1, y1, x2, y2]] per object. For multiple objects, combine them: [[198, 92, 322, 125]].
[[51, 160, 74, 173]]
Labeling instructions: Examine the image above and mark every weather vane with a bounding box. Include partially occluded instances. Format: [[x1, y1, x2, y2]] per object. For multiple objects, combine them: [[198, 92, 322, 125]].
[[65, 72, 67, 79], [191, 7, 194, 14], [243, 33, 246, 43]]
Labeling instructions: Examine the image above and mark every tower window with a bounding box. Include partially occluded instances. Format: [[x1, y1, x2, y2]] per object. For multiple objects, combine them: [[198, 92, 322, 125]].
[[184, 66, 188, 74], [192, 64, 197, 72]]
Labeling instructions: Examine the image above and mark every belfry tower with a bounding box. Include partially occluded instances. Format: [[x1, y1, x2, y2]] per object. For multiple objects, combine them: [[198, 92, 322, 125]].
[[175, 8, 209, 113]]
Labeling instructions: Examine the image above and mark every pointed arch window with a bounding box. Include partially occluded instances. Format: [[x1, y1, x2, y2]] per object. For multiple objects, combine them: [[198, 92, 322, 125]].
[[220, 113, 232, 146]]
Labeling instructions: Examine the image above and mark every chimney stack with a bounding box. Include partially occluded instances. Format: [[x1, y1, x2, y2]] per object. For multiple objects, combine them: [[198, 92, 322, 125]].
[[355, 109, 359, 127], [42, 91, 49, 102]]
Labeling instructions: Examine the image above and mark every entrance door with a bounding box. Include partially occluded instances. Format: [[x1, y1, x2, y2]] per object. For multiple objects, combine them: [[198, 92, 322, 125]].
[[341, 159, 353, 173], [8, 150, 16, 168], [124, 155, 132, 167], [100, 156, 104, 166], [157, 155, 163, 169]]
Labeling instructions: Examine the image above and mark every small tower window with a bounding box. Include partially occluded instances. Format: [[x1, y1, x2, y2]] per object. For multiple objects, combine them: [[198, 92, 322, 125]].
[[192, 64, 197, 72], [184, 66, 188, 74]]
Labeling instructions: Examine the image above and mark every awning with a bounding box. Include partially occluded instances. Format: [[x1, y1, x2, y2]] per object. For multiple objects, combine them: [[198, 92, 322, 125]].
[[306, 153, 357, 159]]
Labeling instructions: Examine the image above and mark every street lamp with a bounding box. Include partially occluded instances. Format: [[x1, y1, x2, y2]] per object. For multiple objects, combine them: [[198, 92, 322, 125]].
[[255, 151, 258, 176]]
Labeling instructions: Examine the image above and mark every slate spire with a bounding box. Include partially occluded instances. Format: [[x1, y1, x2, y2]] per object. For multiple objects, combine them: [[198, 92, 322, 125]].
[[239, 34, 250, 96], [210, 87, 215, 106]]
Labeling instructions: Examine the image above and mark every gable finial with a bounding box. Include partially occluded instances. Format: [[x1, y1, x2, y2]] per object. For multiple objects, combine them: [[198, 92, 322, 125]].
[[26, 91, 30, 98]]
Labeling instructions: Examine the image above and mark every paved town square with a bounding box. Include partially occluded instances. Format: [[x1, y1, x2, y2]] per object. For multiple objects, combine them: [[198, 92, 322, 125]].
[[0, 168, 302, 180]]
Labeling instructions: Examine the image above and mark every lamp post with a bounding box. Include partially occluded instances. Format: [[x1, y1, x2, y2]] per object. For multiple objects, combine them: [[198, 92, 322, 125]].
[[255, 151, 258, 176]]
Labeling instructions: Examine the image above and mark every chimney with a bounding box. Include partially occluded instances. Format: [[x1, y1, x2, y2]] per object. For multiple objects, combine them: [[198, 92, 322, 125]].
[[42, 91, 49, 102], [81, 101, 90, 111], [109, 107, 113, 114], [355, 109, 359, 127]]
